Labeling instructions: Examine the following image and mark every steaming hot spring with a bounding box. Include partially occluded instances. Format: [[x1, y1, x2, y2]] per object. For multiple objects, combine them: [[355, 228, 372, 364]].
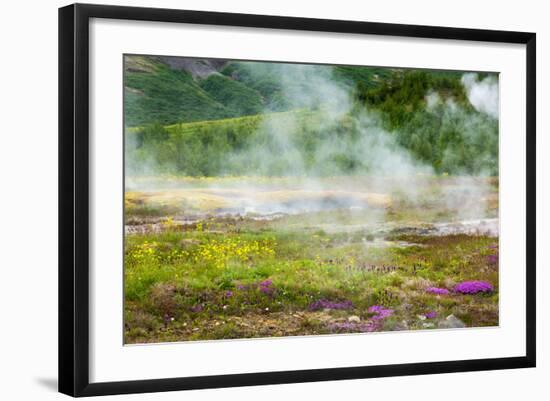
[[124, 176, 498, 238]]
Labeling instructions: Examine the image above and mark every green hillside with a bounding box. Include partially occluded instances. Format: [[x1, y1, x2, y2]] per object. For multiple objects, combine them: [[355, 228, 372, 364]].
[[220, 62, 395, 112], [199, 74, 264, 117], [124, 56, 394, 126], [125, 56, 498, 176], [124, 57, 230, 126], [128, 87, 497, 177], [126, 110, 314, 176]]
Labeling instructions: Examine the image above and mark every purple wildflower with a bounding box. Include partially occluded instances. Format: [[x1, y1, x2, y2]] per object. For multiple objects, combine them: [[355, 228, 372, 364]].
[[224, 290, 233, 298], [257, 279, 275, 295], [308, 299, 354, 311], [424, 311, 437, 319], [425, 287, 450, 295], [259, 279, 273, 287], [190, 304, 203, 313], [236, 284, 247, 291], [328, 304, 395, 333], [368, 305, 394, 319], [486, 254, 498, 264], [453, 280, 494, 294]]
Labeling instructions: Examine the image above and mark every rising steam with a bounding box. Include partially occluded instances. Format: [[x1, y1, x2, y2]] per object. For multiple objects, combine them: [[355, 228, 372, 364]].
[[225, 63, 431, 178], [461, 73, 499, 119]]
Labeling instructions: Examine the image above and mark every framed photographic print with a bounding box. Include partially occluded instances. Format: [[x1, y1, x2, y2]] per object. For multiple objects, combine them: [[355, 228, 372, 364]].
[[58, 3, 536, 397]]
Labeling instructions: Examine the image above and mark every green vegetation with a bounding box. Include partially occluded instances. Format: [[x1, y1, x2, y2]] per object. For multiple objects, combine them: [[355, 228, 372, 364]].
[[126, 110, 330, 176], [333, 65, 393, 88], [219, 62, 393, 111], [125, 62, 228, 126], [125, 56, 498, 176], [127, 100, 497, 176], [199, 74, 264, 116]]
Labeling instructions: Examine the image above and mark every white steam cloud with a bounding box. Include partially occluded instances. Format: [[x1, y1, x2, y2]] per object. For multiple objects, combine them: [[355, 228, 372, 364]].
[[461, 73, 499, 119], [227, 63, 431, 179]]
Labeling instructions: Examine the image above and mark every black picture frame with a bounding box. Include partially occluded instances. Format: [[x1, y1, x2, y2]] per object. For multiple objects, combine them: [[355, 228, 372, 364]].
[[59, 3, 536, 397]]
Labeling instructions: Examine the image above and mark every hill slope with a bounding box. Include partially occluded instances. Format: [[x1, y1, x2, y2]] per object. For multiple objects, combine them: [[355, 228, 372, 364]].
[[124, 55, 499, 176], [124, 55, 395, 127]]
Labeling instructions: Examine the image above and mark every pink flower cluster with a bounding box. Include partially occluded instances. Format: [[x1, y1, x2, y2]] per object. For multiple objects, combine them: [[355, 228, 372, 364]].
[[308, 299, 354, 311], [368, 305, 394, 319], [425, 287, 450, 295], [453, 280, 494, 294]]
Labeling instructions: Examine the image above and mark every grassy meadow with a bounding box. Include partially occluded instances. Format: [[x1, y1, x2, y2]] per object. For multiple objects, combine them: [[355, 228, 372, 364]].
[[123, 56, 499, 343]]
